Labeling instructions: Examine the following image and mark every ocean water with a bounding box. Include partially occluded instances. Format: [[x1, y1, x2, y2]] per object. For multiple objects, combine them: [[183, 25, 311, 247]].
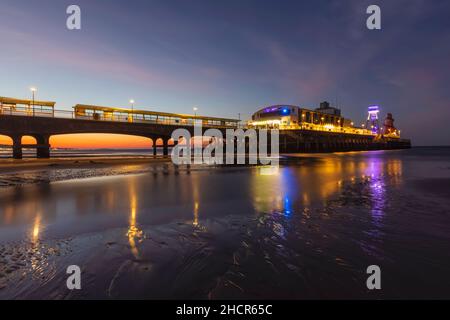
[[0, 148, 161, 158], [0, 147, 449, 299]]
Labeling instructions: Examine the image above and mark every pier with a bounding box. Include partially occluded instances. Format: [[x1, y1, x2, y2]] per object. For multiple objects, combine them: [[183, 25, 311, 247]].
[[0, 96, 410, 159], [0, 97, 239, 159]]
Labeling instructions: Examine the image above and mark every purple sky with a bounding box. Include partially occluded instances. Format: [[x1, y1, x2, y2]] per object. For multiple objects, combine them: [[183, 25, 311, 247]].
[[1, 0, 449, 145]]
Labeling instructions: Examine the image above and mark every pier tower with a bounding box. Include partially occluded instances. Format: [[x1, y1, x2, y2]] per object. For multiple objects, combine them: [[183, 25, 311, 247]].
[[366, 105, 380, 134]]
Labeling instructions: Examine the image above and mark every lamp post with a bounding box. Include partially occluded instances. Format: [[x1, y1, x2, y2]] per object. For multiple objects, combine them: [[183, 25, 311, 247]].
[[129, 99, 135, 123], [193, 107, 198, 125], [30, 87, 37, 116]]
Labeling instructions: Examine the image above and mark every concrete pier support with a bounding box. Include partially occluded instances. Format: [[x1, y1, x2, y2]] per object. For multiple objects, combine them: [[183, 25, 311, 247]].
[[152, 140, 157, 156], [12, 136, 22, 159], [36, 145, 50, 158], [35, 135, 50, 159], [163, 139, 169, 156]]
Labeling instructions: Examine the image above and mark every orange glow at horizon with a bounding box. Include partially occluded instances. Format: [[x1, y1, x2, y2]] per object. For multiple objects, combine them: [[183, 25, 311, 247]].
[[0, 135, 12, 145], [22, 136, 37, 144], [0, 134, 174, 149], [51, 134, 154, 149]]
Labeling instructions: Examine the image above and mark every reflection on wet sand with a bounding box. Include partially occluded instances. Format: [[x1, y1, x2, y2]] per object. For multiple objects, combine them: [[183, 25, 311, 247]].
[[126, 178, 143, 259], [251, 154, 403, 219], [0, 153, 405, 244], [193, 202, 199, 227], [1, 149, 450, 299], [30, 212, 44, 274], [190, 171, 207, 230], [32, 213, 41, 244]]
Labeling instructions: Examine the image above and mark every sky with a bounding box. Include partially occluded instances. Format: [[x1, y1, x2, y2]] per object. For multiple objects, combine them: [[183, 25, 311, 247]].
[[0, 0, 449, 147]]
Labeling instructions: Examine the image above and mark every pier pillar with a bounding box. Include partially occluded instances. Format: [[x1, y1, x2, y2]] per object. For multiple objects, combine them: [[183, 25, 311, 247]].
[[172, 140, 179, 156], [36, 145, 50, 158], [35, 135, 50, 159], [152, 141, 157, 156], [12, 136, 22, 159], [163, 139, 169, 156]]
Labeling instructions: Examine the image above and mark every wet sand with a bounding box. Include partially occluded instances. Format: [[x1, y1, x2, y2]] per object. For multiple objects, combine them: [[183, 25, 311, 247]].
[[1, 175, 450, 299], [0, 156, 170, 173], [0, 148, 450, 299], [0, 156, 171, 188]]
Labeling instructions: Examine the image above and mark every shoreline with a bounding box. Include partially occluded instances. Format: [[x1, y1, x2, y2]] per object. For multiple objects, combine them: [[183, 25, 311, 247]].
[[0, 148, 411, 175], [0, 156, 172, 174], [0, 156, 176, 188]]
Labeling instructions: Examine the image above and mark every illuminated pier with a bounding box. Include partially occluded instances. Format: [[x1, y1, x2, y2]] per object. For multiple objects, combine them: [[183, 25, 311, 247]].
[[0, 96, 239, 159], [248, 102, 401, 139], [0, 96, 410, 159]]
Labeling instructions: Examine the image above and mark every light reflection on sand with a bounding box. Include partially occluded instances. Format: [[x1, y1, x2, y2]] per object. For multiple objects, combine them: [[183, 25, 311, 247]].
[[126, 178, 142, 259], [0, 152, 408, 243], [0, 149, 450, 298]]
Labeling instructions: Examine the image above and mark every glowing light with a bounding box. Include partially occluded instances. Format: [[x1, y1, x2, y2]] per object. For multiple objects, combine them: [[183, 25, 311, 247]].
[[284, 196, 292, 217], [259, 166, 279, 175], [250, 119, 281, 126], [193, 202, 199, 226], [281, 108, 290, 115], [31, 214, 41, 243], [127, 183, 142, 259]]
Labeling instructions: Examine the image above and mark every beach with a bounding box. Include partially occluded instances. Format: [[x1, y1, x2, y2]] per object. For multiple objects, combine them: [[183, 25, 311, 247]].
[[0, 147, 450, 299], [0, 155, 171, 187]]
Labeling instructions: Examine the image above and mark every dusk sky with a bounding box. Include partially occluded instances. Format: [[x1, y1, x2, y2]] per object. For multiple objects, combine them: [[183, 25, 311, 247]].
[[1, 0, 450, 146]]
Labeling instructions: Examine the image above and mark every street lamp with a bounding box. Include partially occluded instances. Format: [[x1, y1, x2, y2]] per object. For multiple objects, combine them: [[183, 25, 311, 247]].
[[193, 107, 198, 124], [30, 87, 37, 116], [129, 99, 135, 123]]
